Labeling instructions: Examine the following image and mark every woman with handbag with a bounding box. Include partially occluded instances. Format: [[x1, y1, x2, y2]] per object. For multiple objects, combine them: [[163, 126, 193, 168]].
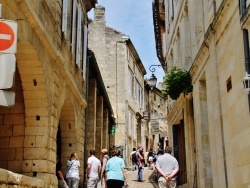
[[65, 152, 80, 188]]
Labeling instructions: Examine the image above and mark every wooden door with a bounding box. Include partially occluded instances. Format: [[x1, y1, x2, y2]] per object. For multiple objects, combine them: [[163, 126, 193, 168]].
[[173, 120, 187, 185]]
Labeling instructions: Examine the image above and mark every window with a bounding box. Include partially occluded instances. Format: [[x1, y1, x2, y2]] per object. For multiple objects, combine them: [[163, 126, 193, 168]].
[[82, 25, 87, 79], [71, 0, 77, 54], [160, 98, 164, 106], [62, 0, 68, 37], [170, 0, 174, 19], [76, 4, 82, 68], [128, 110, 132, 136], [133, 116, 137, 139], [128, 69, 133, 95]]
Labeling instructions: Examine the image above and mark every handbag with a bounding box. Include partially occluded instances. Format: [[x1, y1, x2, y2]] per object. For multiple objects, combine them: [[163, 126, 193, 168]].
[[65, 161, 75, 178], [63, 181, 69, 188]]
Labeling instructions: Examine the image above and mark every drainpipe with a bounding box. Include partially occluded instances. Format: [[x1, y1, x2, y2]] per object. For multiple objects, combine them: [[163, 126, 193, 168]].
[[213, 0, 216, 16], [83, 50, 92, 185], [241, 0, 246, 14], [243, 29, 250, 76], [242, 29, 250, 111]]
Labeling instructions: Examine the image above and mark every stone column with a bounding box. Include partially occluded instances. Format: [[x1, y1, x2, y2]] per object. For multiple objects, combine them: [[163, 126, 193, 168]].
[[86, 79, 97, 152], [95, 95, 103, 158], [102, 108, 109, 149]]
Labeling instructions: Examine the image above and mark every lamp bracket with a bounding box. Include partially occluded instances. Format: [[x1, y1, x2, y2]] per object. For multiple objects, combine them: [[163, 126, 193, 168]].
[[149, 65, 162, 73]]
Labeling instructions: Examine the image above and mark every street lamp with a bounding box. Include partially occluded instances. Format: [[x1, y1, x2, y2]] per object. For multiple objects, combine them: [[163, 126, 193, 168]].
[[243, 72, 250, 91], [148, 65, 162, 88]]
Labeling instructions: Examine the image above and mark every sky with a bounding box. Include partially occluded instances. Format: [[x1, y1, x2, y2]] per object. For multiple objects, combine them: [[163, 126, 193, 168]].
[[88, 0, 165, 83]]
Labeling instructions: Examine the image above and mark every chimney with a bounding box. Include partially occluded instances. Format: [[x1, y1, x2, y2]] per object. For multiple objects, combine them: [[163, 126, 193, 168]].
[[94, 5, 105, 22]]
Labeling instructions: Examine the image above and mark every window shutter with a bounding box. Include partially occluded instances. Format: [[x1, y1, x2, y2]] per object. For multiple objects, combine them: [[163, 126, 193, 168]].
[[71, 0, 77, 53], [76, 4, 82, 68], [62, 0, 68, 37], [82, 25, 88, 79], [170, 0, 174, 19]]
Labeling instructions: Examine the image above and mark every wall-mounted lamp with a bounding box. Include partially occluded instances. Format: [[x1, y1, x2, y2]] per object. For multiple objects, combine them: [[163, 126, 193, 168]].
[[243, 72, 250, 91], [148, 65, 162, 88]]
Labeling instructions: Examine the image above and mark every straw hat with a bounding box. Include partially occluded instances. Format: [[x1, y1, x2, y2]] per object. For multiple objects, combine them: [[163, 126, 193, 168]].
[[101, 148, 108, 153]]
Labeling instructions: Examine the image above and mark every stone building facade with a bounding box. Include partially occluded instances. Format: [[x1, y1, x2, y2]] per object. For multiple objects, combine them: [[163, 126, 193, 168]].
[[143, 82, 167, 152], [153, 0, 250, 187], [0, 0, 114, 187], [88, 6, 147, 165]]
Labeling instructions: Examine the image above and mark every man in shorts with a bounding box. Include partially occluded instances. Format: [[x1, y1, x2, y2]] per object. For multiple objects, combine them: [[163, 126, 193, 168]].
[[86, 150, 101, 188]]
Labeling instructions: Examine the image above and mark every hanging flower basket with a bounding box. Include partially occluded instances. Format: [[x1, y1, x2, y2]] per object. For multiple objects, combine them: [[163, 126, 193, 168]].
[[162, 66, 193, 100]]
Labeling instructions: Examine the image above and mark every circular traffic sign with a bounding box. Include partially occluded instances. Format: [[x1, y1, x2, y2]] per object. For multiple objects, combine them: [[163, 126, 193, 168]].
[[0, 21, 15, 51]]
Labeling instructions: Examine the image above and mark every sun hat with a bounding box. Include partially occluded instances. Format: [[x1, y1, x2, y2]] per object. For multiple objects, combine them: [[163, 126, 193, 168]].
[[101, 148, 108, 153]]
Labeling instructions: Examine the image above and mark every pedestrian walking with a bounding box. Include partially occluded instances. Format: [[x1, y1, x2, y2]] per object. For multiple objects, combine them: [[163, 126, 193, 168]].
[[56, 157, 68, 188], [86, 150, 101, 188], [130, 148, 137, 171], [155, 146, 179, 188], [136, 147, 144, 182], [105, 148, 128, 188], [147, 148, 154, 170], [65, 152, 80, 188], [100, 148, 109, 188]]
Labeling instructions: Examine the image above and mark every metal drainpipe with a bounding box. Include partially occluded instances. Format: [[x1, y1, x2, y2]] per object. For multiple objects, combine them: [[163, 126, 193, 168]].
[[241, 0, 246, 14], [242, 29, 250, 111], [213, 0, 216, 16], [83, 51, 92, 185], [243, 29, 250, 77]]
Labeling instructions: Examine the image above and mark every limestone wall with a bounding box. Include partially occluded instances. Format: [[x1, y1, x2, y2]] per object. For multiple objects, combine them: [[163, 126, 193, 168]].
[[0, 0, 89, 187], [165, 0, 250, 187]]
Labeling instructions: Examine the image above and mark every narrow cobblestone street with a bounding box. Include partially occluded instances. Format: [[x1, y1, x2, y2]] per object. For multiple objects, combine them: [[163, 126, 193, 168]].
[[126, 168, 158, 188]]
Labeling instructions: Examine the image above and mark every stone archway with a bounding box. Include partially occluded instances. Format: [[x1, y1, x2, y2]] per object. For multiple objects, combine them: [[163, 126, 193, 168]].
[[58, 99, 77, 172], [16, 41, 50, 175], [0, 41, 49, 176]]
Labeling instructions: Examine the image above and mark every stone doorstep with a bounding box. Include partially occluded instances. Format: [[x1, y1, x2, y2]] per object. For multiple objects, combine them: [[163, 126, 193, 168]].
[[0, 168, 44, 187]]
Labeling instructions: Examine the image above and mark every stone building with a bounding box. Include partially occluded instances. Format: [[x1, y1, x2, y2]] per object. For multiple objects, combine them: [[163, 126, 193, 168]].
[[143, 81, 167, 152], [0, 0, 114, 187], [153, 0, 250, 187], [88, 6, 147, 165]]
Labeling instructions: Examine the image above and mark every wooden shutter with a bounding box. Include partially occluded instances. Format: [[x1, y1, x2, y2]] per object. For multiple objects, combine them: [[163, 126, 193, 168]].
[[71, 0, 77, 53], [82, 25, 88, 79], [76, 4, 82, 68], [62, 0, 68, 37]]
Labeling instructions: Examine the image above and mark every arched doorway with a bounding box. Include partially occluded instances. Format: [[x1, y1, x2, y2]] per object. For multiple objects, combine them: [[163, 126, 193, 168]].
[[57, 99, 77, 173]]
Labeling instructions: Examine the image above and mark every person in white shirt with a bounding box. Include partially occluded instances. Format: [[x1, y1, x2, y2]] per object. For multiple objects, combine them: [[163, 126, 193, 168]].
[[130, 148, 137, 171], [65, 152, 80, 188], [86, 150, 101, 188]]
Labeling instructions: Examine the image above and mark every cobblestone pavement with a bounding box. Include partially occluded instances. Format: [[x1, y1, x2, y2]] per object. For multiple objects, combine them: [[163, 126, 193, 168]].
[[126, 167, 158, 188]]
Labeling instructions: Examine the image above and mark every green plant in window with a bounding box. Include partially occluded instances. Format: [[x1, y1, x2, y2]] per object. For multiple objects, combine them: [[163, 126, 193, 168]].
[[162, 66, 193, 100]]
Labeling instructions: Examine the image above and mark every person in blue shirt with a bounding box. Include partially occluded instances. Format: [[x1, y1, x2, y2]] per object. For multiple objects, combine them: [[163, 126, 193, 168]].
[[105, 148, 128, 188]]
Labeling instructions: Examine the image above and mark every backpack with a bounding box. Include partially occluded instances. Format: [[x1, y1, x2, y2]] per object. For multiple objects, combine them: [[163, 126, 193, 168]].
[[132, 152, 138, 162]]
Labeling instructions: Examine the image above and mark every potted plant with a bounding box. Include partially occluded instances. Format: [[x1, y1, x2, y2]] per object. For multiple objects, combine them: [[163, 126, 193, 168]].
[[162, 66, 193, 100]]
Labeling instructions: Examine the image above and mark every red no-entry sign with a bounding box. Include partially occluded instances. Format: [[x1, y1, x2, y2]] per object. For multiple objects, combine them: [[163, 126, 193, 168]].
[[0, 20, 17, 54]]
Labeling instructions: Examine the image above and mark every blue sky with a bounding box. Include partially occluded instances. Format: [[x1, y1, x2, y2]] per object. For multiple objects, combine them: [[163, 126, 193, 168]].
[[88, 0, 165, 83]]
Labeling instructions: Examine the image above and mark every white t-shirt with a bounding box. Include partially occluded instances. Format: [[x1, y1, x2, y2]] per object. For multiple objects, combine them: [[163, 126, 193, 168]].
[[66, 159, 80, 179], [87, 156, 101, 178]]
